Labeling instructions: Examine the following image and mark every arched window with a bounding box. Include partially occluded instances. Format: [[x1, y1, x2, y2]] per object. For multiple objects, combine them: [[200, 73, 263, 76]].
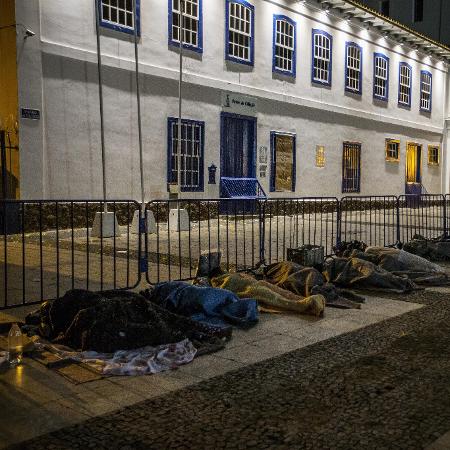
[[345, 42, 362, 94], [226, 0, 254, 65], [312, 29, 332, 86], [273, 15, 296, 77]]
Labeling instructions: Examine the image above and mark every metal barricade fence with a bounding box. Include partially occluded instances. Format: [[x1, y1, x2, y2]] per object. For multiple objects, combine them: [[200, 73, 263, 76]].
[[0, 200, 141, 310], [2, 194, 450, 310], [340, 196, 399, 248], [397, 194, 446, 245], [144, 199, 264, 284], [264, 197, 339, 262]]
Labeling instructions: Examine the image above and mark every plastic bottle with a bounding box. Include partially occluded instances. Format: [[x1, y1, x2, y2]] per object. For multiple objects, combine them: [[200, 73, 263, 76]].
[[7, 323, 23, 365]]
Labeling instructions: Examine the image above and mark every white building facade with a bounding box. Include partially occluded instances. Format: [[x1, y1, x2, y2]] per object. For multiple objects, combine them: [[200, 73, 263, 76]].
[[12, 0, 450, 200]]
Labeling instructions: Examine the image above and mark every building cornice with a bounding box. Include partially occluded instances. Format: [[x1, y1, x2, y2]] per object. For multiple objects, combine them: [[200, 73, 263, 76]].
[[317, 0, 450, 63]]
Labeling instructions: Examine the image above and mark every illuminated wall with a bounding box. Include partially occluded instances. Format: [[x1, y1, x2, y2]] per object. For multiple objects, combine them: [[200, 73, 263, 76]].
[[0, 0, 20, 198]]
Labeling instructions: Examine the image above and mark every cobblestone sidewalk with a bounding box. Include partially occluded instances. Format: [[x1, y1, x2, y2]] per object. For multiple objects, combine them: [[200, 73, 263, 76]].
[[11, 290, 450, 450]]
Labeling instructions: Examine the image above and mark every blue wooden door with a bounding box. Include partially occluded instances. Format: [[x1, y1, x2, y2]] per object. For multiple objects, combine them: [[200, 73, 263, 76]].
[[220, 113, 256, 185]]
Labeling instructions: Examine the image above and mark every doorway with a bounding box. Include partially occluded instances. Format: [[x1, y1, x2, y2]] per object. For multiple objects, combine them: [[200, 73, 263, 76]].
[[220, 112, 256, 198], [405, 142, 422, 195]]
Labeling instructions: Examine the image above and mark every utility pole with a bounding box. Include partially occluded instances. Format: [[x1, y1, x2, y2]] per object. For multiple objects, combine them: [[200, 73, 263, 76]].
[[177, 0, 184, 198], [133, 0, 144, 210], [94, 0, 107, 210]]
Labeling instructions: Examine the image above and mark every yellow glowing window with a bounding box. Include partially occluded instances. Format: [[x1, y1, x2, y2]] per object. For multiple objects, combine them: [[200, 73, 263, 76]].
[[428, 145, 440, 166], [315, 145, 325, 167], [385, 139, 400, 162]]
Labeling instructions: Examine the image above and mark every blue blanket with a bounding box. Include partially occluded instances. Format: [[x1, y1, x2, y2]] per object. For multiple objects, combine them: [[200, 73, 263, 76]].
[[150, 281, 258, 329]]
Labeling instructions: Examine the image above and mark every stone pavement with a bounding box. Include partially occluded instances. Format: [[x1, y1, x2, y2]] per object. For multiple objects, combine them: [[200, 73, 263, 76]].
[[0, 292, 427, 449]]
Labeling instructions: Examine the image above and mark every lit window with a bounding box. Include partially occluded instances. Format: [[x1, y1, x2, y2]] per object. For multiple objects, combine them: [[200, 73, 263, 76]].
[[373, 53, 389, 101], [168, 118, 204, 192], [342, 142, 361, 193], [428, 145, 440, 166], [345, 42, 362, 94], [315, 146, 325, 167], [273, 15, 296, 76], [398, 62, 412, 107], [312, 29, 332, 86], [169, 0, 202, 52], [99, 0, 139, 35], [270, 132, 296, 192], [420, 70, 432, 112], [385, 139, 400, 162], [226, 0, 254, 65]]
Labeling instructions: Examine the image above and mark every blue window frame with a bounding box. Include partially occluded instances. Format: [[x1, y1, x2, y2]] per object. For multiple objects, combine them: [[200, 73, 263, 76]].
[[272, 15, 296, 77], [270, 132, 296, 192], [398, 62, 412, 108], [342, 142, 361, 193], [345, 42, 362, 95], [225, 0, 255, 66], [168, 0, 203, 53], [311, 29, 332, 86], [167, 117, 205, 192], [373, 53, 389, 101], [98, 0, 141, 35], [420, 70, 432, 112]]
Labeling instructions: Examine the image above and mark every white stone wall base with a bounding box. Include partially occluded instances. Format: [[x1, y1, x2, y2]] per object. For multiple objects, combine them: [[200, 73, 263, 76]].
[[131, 210, 157, 234], [169, 208, 190, 232], [91, 211, 121, 238]]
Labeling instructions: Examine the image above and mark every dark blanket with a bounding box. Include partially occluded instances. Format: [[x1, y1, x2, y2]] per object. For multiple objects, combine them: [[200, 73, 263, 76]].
[[323, 257, 418, 293], [403, 234, 450, 262], [27, 289, 229, 353], [363, 247, 450, 286], [263, 261, 364, 309], [148, 282, 259, 328]]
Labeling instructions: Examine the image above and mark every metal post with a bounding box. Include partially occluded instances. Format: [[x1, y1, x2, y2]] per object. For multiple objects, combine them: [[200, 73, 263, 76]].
[[177, 0, 184, 197], [133, 0, 145, 209], [94, 0, 107, 211]]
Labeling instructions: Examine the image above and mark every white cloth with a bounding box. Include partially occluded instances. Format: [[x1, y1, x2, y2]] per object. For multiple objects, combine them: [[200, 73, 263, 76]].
[[34, 338, 197, 376]]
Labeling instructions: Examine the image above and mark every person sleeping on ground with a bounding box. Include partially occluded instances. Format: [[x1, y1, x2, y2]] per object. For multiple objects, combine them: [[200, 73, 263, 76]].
[[322, 256, 419, 293], [210, 272, 325, 317], [262, 261, 365, 309]]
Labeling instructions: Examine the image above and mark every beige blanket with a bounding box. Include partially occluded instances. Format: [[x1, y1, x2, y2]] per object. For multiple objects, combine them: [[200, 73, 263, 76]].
[[211, 272, 325, 317]]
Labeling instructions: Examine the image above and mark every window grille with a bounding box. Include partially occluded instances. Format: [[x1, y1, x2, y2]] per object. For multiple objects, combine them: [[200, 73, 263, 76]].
[[342, 142, 361, 193], [374, 53, 389, 100], [399, 63, 412, 107], [171, 0, 201, 50], [312, 30, 332, 85], [420, 71, 432, 112], [100, 0, 137, 33], [168, 118, 204, 192], [273, 16, 295, 76], [227, 0, 254, 64], [345, 43, 362, 94], [385, 139, 400, 162], [270, 132, 296, 192], [428, 145, 439, 166]]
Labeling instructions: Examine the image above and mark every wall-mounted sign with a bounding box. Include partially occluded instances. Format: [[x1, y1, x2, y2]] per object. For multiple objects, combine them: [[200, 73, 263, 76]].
[[21, 108, 40, 120], [259, 164, 267, 178], [259, 146, 268, 164], [315, 145, 325, 167], [222, 92, 257, 116]]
